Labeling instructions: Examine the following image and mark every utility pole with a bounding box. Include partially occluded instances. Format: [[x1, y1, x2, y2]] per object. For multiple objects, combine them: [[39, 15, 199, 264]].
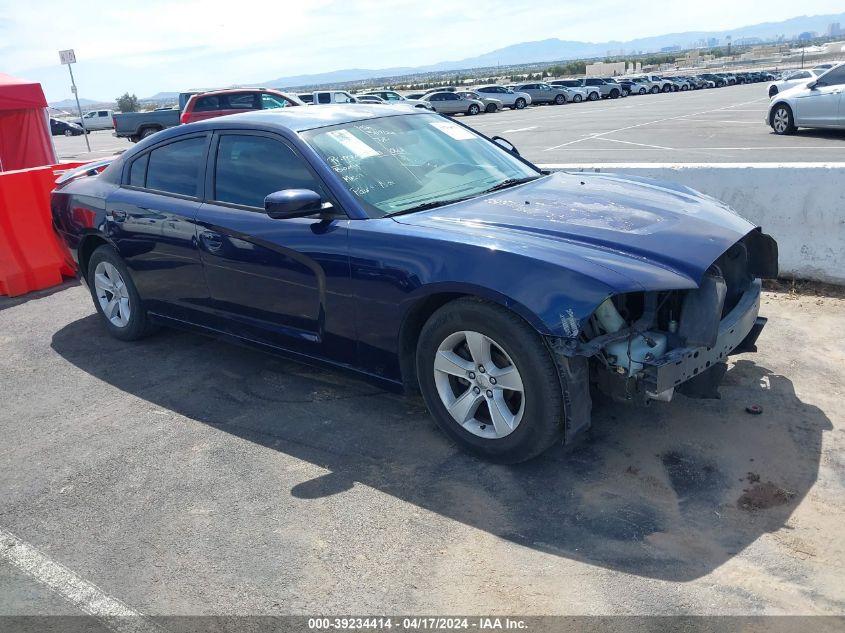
[[59, 49, 91, 152]]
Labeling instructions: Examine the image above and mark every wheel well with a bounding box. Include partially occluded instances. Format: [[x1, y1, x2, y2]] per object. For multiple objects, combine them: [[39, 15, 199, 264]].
[[78, 235, 109, 281], [397, 293, 467, 393]]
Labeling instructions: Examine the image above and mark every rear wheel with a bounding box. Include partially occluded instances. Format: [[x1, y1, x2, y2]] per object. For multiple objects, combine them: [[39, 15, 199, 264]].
[[416, 299, 564, 463], [485, 103, 497, 113], [638, 87, 647, 95], [771, 104, 795, 135], [588, 91, 599, 101], [140, 127, 160, 139], [64, 129, 74, 137], [554, 94, 566, 105], [662, 84, 671, 93], [650, 86, 659, 94], [87, 246, 154, 341]]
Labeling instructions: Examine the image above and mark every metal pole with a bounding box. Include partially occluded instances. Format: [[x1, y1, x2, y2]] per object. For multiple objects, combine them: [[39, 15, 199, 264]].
[[67, 63, 91, 152]]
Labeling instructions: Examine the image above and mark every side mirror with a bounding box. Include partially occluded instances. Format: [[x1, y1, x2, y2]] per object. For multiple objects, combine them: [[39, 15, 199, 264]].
[[807, 81, 819, 89], [492, 136, 520, 156], [265, 189, 324, 219]]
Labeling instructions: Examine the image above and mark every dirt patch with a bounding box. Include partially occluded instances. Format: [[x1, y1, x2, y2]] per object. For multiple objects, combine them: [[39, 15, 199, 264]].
[[738, 481, 796, 510], [763, 278, 845, 299]]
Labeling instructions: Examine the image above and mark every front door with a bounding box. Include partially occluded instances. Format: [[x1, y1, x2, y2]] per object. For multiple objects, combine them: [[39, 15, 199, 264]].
[[796, 66, 845, 127], [195, 131, 354, 361]]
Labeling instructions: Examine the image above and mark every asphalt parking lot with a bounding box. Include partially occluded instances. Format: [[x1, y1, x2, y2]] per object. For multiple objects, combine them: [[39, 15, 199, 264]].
[[465, 83, 845, 164], [53, 84, 845, 167], [2, 282, 844, 620]]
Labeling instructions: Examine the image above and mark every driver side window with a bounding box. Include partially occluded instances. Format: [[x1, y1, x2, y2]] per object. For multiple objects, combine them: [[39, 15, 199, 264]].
[[213, 135, 327, 209], [818, 66, 845, 86]]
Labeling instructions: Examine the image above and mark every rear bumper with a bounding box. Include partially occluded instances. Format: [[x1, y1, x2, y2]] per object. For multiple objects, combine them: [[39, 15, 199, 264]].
[[643, 279, 764, 394]]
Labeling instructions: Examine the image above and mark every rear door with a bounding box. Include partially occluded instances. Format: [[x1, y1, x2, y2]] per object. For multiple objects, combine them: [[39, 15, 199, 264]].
[[194, 131, 353, 360], [105, 133, 210, 319]]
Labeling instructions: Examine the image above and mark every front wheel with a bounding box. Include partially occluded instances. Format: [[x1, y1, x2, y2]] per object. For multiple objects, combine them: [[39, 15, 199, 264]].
[[638, 87, 647, 95], [64, 129, 74, 137], [485, 103, 497, 113], [514, 98, 526, 110], [554, 94, 566, 105], [650, 86, 659, 94], [467, 104, 480, 115], [610, 89, 620, 99], [416, 299, 564, 463], [771, 104, 796, 135], [573, 94, 583, 102], [588, 91, 599, 101], [87, 246, 155, 341]]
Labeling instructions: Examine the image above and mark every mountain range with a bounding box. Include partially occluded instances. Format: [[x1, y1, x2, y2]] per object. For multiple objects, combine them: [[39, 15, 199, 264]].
[[262, 12, 845, 88]]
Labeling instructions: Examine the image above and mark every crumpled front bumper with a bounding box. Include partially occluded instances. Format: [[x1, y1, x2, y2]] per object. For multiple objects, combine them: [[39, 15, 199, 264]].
[[642, 278, 765, 394]]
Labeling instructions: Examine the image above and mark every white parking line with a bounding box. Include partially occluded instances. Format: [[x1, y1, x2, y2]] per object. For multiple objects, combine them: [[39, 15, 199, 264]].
[[596, 137, 672, 150], [543, 96, 768, 151], [0, 527, 164, 633], [502, 126, 538, 133]]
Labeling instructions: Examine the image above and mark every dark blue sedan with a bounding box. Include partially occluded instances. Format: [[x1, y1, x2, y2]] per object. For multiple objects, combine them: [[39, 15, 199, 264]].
[[51, 105, 778, 462]]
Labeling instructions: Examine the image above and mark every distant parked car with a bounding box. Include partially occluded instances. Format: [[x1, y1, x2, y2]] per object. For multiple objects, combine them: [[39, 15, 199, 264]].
[[421, 91, 484, 115], [512, 83, 570, 105], [548, 79, 602, 101], [50, 118, 86, 136], [601, 78, 627, 96], [699, 73, 726, 88], [456, 91, 502, 113], [75, 109, 114, 130], [355, 94, 386, 104], [114, 91, 200, 142], [767, 63, 845, 134], [181, 89, 302, 124], [768, 69, 821, 98], [624, 77, 657, 95], [638, 75, 675, 93], [296, 93, 314, 104], [361, 90, 433, 110], [473, 85, 532, 110]]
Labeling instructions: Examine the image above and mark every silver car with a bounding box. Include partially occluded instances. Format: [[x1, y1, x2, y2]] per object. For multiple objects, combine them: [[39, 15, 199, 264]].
[[360, 90, 434, 110], [472, 85, 532, 110], [457, 91, 502, 113], [421, 91, 485, 115], [548, 79, 602, 101], [767, 63, 845, 134], [512, 83, 570, 105]]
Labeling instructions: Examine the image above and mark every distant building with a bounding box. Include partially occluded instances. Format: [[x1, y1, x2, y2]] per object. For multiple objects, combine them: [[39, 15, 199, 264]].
[[828, 23, 842, 37], [585, 61, 626, 76]]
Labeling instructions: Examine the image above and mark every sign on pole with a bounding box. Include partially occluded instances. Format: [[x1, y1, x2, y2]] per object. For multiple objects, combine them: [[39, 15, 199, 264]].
[[59, 49, 77, 65], [58, 49, 91, 151]]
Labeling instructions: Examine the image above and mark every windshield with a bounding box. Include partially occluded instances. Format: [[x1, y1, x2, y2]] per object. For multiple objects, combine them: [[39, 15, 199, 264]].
[[302, 113, 540, 217]]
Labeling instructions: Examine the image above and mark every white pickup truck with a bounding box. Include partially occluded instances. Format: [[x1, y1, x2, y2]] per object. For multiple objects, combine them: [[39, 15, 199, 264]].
[[75, 109, 115, 130], [297, 90, 359, 105]]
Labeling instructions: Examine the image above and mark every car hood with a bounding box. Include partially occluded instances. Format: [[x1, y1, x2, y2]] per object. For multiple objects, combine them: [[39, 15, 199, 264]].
[[392, 171, 756, 289]]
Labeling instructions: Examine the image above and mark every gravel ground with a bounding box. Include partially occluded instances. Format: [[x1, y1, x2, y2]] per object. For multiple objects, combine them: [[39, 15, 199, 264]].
[[1, 282, 844, 619]]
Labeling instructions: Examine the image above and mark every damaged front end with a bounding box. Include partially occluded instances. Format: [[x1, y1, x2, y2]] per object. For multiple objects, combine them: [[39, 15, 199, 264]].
[[548, 229, 778, 442]]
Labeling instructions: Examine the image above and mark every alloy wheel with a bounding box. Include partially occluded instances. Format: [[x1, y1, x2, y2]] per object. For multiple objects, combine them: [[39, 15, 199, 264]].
[[433, 330, 525, 439], [94, 261, 131, 327], [772, 108, 790, 134]]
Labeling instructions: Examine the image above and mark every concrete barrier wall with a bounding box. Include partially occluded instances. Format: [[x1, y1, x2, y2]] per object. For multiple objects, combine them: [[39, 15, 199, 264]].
[[539, 163, 845, 285]]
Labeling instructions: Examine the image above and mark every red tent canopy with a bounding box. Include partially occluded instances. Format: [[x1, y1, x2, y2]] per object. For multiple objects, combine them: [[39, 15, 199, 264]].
[[0, 74, 57, 172]]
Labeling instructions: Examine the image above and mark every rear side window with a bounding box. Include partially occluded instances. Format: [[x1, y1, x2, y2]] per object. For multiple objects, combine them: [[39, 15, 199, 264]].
[[145, 137, 206, 197], [193, 96, 220, 112], [128, 153, 148, 187], [213, 135, 327, 208], [317, 93, 332, 104], [225, 93, 258, 110]]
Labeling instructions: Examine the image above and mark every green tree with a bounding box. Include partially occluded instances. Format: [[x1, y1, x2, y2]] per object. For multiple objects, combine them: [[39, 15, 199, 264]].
[[115, 92, 140, 113]]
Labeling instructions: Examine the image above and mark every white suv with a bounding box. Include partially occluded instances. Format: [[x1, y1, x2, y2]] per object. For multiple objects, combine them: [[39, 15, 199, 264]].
[[473, 86, 533, 110]]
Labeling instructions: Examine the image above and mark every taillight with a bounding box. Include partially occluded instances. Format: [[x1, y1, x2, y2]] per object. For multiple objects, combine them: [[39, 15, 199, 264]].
[[180, 112, 189, 124], [112, 116, 117, 128]]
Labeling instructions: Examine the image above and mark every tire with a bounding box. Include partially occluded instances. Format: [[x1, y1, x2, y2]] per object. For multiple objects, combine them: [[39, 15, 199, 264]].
[[662, 84, 671, 93], [514, 98, 526, 110], [650, 86, 659, 94], [573, 94, 583, 103], [485, 103, 497, 113], [87, 245, 154, 341], [554, 94, 566, 105], [609, 88, 620, 99], [140, 127, 160, 139], [588, 91, 599, 101], [638, 87, 647, 95], [416, 298, 564, 463], [64, 129, 74, 137], [768, 86, 778, 98], [467, 104, 480, 115], [680, 84, 688, 91], [771, 104, 796, 135]]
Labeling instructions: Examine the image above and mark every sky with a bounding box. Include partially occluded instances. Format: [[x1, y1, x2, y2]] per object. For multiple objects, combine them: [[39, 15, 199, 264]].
[[2, 0, 844, 102]]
